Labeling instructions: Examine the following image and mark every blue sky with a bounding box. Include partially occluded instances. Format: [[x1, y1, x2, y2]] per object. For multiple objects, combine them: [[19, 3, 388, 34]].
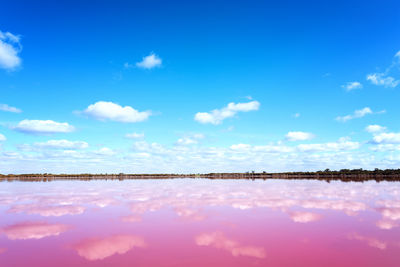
[[1, 0, 400, 173]]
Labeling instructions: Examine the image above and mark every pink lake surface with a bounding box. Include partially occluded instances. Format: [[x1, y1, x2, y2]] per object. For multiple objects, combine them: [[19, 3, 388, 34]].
[[0, 179, 399, 266]]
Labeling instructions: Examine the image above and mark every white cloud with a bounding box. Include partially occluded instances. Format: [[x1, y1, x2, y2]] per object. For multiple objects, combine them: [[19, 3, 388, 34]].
[[83, 101, 151, 123], [136, 53, 162, 69], [336, 107, 377, 122], [285, 131, 315, 141], [296, 138, 360, 152], [230, 143, 294, 153], [0, 104, 22, 113], [371, 132, 400, 144], [370, 144, 400, 152], [342, 81, 363, 91], [0, 30, 22, 70], [176, 133, 205, 146], [192, 133, 205, 139], [125, 132, 145, 139], [132, 141, 166, 154], [234, 144, 295, 153], [176, 138, 198, 145], [293, 113, 300, 118], [253, 145, 294, 153], [34, 140, 89, 149], [95, 147, 115, 156], [367, 73, 399, 88], [194, 101, 260, 125], [366, 51, 400, 88], [0, 31, 20, 43], [2, 120, 399, 173], [14, 120, 75, 134], [230, 143, 252, 150], [230, 137, 359, 153], [365, 125, 386, 133], [0, 136, 389, 173], [0, 134, 6, 141]]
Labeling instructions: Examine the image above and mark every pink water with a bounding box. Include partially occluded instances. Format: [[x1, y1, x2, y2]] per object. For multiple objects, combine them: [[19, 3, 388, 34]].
[[0, 179, 399, 266]]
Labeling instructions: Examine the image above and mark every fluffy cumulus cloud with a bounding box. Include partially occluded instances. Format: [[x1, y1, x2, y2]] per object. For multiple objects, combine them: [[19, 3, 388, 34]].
[[342, 81, 363, 91], [34, 140, 89, 149], [365, 125, 386, 133], [195, 101, 260, 125], [371, 133, 400, 144], [13, 120, 75, 134], [83, 101, 151, 123], [0, 103, 22, 113], [365, 125, 400, 151], [136, 53, 162, 69], [285, 131, 315, 141], [0, 134, 6, 141], [0, 30, 22, 70], [335, 107, 384, 122], [364, 125, 400, 150]]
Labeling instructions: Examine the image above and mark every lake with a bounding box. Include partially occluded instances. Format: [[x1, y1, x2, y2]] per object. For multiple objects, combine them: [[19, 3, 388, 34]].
[[0, 179, 399, 266]]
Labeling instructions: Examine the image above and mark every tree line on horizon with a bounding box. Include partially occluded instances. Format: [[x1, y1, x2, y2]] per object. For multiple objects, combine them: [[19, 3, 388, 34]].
[[2, 168, 400, 176], [1, 168, 400, 181]]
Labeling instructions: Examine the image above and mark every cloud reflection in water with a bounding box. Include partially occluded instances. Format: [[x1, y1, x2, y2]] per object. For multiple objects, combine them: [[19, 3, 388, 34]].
[[72, 235, 147, 261], [2, 221, 70, 240], [195, 231, 266, 258]]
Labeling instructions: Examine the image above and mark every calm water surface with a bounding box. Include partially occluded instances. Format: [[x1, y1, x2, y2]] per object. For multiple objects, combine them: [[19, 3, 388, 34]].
[[0, 179, 399, 266]]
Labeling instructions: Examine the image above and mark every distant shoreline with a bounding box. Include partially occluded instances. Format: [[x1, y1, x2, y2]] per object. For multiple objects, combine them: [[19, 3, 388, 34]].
[[2, 169, 400, 182]]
